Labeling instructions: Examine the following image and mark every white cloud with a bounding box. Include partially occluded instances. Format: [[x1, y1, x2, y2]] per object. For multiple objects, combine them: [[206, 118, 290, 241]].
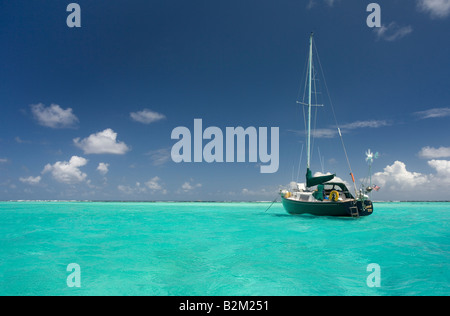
[[146, 176, 163, 191], [419, 146, 450, 159], [307, 0, 338, 9], [340, 120, 389, 129], [375, 22, 413, 41], [306, 0, 316, 9], [371, 159, 450, 200], [240, 184, 285, 200], [130, 109, 166, 124], [15, 137, 31, 144], [242, 187, 271, 196], [118, 177, 166, 195], [0, 158, 8, 163], [414, 107, 450, 119], [31, 103, 79, 128], [328, 158, 338, 165], [312, 128, 338, 139], [289, 120, 389, 139], [146, 148, 171, 166], [372, 161, 429, 191], [19, 176, 41, 185], [118, 183, 146, 195], [288, 128, 337, 139], [428, 159, 450, 179], [97, 163, 109, 175], [181, 181, 202, 192], [42, 156, 88, 184], [74, 129, 130, 155], [418, 0, 450, 18]]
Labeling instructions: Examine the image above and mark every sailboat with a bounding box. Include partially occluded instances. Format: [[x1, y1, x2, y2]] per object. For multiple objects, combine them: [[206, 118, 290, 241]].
[[280, 33, 373, 218]]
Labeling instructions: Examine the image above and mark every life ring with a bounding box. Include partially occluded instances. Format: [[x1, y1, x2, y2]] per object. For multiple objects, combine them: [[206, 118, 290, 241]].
[[329, 190, 339, 202]]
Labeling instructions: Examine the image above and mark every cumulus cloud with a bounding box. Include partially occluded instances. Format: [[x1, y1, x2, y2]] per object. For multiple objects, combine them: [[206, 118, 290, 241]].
[[241, 184, 287, 200], [419, 146, 450, 159], [130, 109, 166, 124], [31, 103, 79, 128], [97, 162, 109, 175], [418, 0, 450, 18], [428, 159, 450, 178], [118, 182, 147, 195], [181, 181, 202, 192], [42, 156, 88, 184], [146, 177, 167, 194], [375, 22, 413, 42], [242, 187, 272, 196], [118, 177, 166, 195], [372, 161, 429, 191], [74, 129, 130, 155], [372, 159, 450, 200], [19, 176, 41, 185], [145, 176, 163, 191]]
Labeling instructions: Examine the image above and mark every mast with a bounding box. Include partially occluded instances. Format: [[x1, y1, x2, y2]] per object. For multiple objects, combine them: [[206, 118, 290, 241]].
[[307, 32, 313, 170], [303, 33, 330, 188]]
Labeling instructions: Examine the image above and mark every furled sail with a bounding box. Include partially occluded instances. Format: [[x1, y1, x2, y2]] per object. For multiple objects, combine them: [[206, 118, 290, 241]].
[[306, 168, 335, 187]]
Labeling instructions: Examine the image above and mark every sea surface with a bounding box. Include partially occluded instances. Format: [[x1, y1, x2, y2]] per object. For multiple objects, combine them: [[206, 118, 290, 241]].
[[0, 201, 449, 296]]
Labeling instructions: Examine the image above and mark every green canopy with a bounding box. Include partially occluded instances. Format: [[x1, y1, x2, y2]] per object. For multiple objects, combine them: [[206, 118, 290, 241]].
[[306, 168, 335, 188]]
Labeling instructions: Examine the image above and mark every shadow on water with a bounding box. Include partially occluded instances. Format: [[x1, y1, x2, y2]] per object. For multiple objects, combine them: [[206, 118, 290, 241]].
[[264, 212, 363, 222], [255, 202, 369, 222]]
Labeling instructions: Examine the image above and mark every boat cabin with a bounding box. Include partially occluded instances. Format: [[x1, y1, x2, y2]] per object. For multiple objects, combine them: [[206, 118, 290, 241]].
[[284, 181, 354, 202]]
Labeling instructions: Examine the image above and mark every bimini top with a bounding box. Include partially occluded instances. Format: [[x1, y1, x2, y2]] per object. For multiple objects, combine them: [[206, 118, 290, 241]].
[[323, 182, 354, 199], [306, 168, 335, 188]]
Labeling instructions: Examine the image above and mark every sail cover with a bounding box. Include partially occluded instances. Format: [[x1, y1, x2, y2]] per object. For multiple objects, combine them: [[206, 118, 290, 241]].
[[306, 168, 335, 187]]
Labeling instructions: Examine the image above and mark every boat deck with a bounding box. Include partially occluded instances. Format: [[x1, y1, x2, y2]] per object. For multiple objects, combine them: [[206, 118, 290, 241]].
[[287, 191, 353, 203]]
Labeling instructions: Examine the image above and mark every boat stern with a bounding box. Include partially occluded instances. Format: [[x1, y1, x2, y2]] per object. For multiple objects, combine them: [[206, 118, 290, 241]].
[[355, 199, 374, 217]]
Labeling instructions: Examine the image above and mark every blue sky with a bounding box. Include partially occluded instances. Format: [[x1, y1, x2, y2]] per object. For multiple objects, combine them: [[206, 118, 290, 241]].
[[1, 0, 449, 201]]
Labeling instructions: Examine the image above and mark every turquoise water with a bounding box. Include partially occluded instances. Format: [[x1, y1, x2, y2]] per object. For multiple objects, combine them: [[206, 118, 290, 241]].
[[0, 201, 449, 296]]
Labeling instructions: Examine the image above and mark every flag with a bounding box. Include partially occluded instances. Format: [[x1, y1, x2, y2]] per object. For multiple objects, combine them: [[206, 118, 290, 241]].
[[373, 185, 380, 191]]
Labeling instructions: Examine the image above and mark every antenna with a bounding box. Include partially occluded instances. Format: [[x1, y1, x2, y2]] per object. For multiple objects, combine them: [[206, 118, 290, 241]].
[[365, 149, 379, 198]]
